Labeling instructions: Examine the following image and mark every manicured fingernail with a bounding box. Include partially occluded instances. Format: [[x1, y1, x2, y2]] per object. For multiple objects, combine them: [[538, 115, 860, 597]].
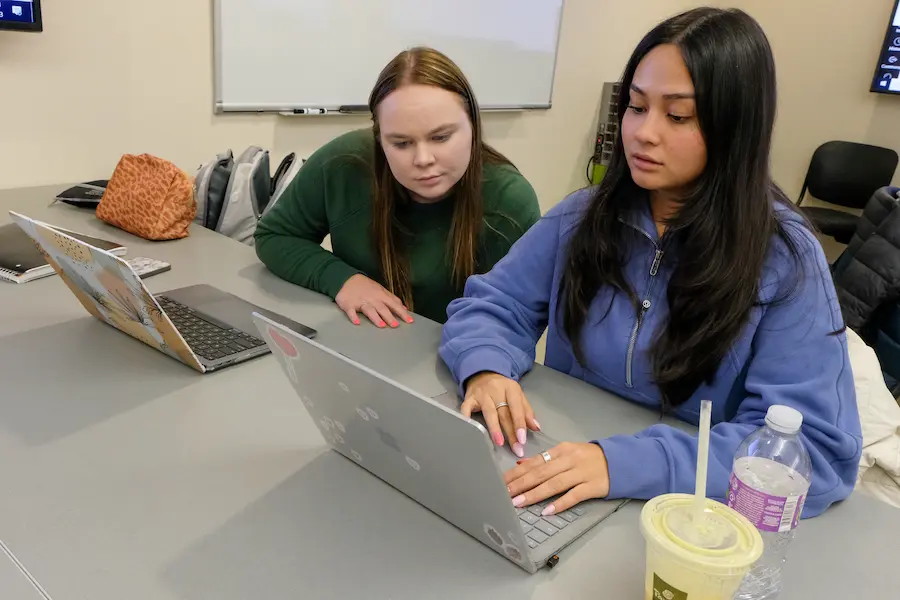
[[533, 419, 541, 431], [390, 321, 399, 328], [378, 321, 386, 328], [541, 504, 556, 516], [406, 317, 414, 323], [352, 319, 360, 325], [516, 428, 527, 446], [492, 431, 504, 446], [512, 443, 524, 458], [512, 495, 526, 507]]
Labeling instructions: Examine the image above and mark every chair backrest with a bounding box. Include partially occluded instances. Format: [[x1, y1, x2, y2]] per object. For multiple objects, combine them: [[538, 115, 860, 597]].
[[799, 141, 898, 209]]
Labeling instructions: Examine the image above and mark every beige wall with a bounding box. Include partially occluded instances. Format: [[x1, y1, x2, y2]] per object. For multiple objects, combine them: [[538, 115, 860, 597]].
[[2, 2, 897, 206], [717, 0, 900, 197], [0, 0, 695, 211]]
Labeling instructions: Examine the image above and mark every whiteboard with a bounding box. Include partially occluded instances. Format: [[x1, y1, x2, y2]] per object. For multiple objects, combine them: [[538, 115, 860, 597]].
[[213, 0, 565, 113]]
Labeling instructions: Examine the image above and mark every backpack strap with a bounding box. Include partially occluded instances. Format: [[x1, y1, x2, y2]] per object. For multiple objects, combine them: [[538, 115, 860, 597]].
[[194, 150, 234, 229]]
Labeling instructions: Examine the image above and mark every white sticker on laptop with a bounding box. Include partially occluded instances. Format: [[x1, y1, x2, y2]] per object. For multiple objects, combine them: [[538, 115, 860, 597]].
[[356, 407, 369, 421], [483, 524, 504, 547], [334, 420, 346, 433], [405, 456, 420, 471], [366, 407, 379, 420], [504, 544, 523, 562], [338, 382, 349, 393], [351, 450, 362, 462]]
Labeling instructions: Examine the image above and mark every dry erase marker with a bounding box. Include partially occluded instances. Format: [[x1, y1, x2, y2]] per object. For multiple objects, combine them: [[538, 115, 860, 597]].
[[290, 108, 328, 115]]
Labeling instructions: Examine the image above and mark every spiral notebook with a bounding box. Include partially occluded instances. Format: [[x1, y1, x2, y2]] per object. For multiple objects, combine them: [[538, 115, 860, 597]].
[[0, 222, 126, 283]]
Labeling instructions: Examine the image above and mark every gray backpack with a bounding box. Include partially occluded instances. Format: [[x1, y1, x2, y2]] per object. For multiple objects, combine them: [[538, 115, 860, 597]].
[[194, 148, 303, 245]]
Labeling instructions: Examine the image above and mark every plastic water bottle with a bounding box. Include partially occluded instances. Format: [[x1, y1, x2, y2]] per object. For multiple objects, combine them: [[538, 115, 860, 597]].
[[727, 405, 812, 600]]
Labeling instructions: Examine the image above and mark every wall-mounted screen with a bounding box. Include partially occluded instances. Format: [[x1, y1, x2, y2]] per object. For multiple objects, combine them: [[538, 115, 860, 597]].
[[872, 0, 900, 94], [0, 1, 42, 33]]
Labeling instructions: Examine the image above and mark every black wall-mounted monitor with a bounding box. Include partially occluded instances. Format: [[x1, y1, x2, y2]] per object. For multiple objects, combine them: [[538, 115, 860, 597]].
[[0, 0, 42, 32], [872, 0, 900, 94]]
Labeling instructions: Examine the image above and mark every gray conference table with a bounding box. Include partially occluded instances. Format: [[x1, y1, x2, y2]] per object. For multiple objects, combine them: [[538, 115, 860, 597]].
[[0, 185, 896, 600]]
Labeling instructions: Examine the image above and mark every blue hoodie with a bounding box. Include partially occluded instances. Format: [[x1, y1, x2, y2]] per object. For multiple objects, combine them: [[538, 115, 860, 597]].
[[440, 187, 862, 517]]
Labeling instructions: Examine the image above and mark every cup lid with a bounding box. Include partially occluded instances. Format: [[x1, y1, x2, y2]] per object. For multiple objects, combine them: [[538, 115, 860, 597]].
[[640, 494, 764, 571]]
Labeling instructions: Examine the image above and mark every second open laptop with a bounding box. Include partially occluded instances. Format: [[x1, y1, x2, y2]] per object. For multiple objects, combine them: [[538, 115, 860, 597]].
[[10, 211, 316, 373], [252, 311, 628, 573]]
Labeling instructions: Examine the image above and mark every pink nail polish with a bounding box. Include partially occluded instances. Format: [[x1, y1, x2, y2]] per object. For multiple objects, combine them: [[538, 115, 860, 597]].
[[378, 321, 386, 328], [533, 419, 542, 431], [512, 495, 526, 507], [541, 504, 556, 516], [406, 317, 414, 323], [492, 431, 504, 446], [513, 443, 524, 458], [516, 428, 527, 446]]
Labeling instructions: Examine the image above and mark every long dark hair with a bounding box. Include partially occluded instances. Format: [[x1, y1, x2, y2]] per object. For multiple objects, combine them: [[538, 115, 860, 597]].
[[559, 7, 807, 410], [368, 47, 512, 309]]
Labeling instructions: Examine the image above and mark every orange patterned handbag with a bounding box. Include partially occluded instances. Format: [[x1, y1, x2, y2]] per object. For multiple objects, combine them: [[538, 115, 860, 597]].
[[96, 154, 196, 240]]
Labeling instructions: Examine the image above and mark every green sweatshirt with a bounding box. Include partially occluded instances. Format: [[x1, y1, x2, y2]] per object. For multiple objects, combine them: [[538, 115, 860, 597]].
[[255, 129, 541, 323]]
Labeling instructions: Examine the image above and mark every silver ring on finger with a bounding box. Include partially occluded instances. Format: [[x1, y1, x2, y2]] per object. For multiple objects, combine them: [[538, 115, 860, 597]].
[[494, 401, 509, 410], [541, 451, 552, 464]]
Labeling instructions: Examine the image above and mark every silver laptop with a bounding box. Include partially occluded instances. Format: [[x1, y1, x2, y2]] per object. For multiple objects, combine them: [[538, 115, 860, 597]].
[[10, 211, 316, 374], [253, 312, 628, 573]]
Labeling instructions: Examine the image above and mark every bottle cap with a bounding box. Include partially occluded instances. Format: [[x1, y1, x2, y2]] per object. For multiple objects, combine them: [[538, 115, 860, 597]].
[[765, 405, 803, 434]]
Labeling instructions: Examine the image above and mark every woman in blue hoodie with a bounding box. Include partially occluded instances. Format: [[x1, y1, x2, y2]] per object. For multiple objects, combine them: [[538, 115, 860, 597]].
[[440, 7, 862, 519]]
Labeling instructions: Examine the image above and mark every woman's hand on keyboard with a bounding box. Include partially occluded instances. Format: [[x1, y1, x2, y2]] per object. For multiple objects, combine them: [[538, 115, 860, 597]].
[[461, 372, 541, 458], [335, 274, 414, 328], [503, 442, 610, 516]]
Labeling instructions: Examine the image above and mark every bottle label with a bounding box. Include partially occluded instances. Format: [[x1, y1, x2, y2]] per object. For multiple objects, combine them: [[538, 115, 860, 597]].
[[652, 574, 688, 600], [727, 472, 806, 533]]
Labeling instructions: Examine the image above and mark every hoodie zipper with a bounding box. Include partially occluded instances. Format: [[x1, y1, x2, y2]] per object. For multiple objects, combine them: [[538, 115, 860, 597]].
[[625, 232, 664, 388]]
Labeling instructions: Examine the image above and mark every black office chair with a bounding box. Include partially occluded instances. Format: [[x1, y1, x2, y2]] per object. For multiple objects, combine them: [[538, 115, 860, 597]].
[[797, 141, 898, 245]]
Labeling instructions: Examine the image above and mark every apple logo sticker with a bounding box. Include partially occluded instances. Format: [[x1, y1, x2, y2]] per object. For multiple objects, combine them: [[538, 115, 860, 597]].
[[378, 428, 401, 452]]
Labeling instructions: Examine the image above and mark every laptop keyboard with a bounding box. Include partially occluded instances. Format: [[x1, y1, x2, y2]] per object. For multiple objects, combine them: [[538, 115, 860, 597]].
[[518, 501, 586, 550], [156, 296, 266, 361]]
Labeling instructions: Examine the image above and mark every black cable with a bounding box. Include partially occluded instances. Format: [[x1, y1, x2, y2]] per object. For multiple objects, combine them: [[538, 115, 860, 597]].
[[586, 156, 594, 184]]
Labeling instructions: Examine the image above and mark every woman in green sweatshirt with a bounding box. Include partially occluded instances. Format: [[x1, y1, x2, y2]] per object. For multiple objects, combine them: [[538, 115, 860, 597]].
[[254, 47, 541, 327]]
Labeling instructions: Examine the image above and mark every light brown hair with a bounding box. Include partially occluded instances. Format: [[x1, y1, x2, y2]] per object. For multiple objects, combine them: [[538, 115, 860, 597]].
[[368, 46, 513, 309]]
